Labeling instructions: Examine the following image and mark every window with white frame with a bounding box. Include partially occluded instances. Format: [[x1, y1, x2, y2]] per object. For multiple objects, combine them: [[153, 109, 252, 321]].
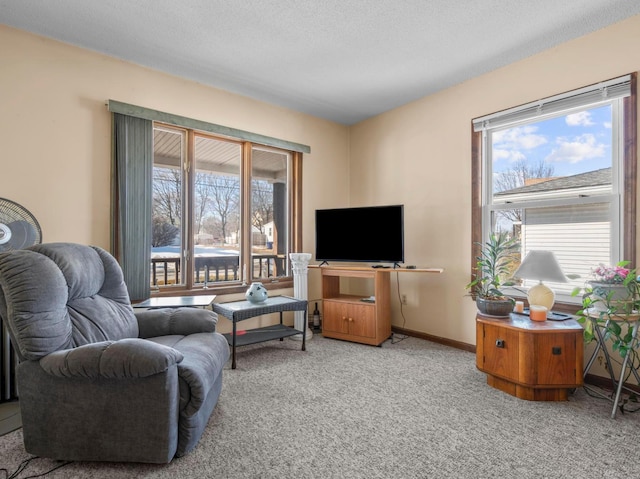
[[471, 74, 637, 307]]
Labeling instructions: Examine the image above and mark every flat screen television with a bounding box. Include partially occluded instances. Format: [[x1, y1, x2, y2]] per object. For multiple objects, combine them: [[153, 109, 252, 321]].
[[315, 205, 404, 265]]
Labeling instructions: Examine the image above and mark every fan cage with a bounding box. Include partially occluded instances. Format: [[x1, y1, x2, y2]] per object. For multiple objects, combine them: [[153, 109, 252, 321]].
[[0, 198, 42, 251]]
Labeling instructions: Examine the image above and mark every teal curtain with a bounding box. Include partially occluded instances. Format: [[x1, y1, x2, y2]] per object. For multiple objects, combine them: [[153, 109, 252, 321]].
[[112, 113, 152, 301]]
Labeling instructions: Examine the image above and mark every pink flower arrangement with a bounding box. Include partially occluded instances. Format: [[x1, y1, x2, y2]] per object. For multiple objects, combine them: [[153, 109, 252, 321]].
[[592, 263, 630, 284]]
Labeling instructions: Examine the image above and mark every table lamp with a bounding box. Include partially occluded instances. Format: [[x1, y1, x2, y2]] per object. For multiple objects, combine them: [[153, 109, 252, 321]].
[[513, 250, 568, 311]]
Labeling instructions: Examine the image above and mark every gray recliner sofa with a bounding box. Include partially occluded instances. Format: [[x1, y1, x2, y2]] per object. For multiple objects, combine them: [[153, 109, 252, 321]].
[[0, 243, 230, 463]]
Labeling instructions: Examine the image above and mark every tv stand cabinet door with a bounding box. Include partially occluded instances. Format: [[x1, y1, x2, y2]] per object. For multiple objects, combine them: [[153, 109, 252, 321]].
[[322, 301, 350, 335], [344, 303, 376, 339], [322, 301, 377, 344]]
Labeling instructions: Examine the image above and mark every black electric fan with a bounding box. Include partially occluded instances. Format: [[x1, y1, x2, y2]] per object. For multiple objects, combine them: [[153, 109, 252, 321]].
[[0, 198, 41, 409], [0, 198, 42, 252]]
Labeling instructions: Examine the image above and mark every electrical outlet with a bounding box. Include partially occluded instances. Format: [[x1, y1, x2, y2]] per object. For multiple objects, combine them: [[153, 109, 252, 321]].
[[401, 294, 407, 305]]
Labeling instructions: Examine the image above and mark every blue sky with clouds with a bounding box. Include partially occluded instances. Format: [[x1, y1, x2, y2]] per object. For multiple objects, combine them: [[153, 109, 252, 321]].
[[491, 105, 612, 177]]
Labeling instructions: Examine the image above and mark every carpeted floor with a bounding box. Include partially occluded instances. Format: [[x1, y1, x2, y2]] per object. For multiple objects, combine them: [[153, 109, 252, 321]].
[[1, 334, 639, 478]]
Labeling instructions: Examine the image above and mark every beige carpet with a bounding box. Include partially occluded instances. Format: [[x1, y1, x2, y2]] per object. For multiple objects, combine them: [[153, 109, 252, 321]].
[[1, 335, 639, 478]]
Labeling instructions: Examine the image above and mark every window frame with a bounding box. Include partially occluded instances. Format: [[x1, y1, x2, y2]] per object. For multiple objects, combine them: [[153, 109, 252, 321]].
[[151, 125, 302, 296], [471, 73, 637, 312], [109, 101, 307, 299]]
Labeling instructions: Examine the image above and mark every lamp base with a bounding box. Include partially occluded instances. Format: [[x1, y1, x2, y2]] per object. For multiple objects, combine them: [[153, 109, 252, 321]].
[[527, 283, 555, 311]]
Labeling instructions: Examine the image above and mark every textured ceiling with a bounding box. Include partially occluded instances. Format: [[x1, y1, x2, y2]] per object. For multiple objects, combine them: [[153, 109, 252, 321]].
[[2, 0, 640, 125]]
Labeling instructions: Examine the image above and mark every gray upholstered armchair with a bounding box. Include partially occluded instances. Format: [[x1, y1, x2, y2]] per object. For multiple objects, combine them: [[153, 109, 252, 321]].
[[0, 243, 230, 463]]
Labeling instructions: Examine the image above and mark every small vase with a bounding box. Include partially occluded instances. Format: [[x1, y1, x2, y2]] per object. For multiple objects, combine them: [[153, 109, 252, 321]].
[[589, 281, 635, 313], [246, 282, 268, 303]]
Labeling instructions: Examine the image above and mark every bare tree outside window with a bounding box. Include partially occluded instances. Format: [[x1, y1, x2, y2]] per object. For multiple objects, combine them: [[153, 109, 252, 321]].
[[493, 159, 555, 225], [194, 172, 215, 237], [251, 179, 274, 234], [206, 175, 240, 244], [494, 159, 555, 193], [152, 167, 182, 247], [153, 167, 181, 226]]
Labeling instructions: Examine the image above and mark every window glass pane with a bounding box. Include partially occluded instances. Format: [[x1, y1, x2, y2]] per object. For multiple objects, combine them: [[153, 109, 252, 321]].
[[494, 203, 611, 298], [149, 123, 297, 292], [491, 104, 612, 202], [488, 103, 618, 303], [152, 127, 185, 287], [251, 146, 289, 279], [194, 135, 242, 285]]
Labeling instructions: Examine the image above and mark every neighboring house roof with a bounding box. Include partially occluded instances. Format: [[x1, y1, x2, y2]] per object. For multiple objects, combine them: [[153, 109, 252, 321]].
[[495, 167, 611, 197]]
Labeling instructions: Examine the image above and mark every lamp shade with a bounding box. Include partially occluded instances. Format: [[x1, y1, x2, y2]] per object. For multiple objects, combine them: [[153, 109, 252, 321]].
[[513, 251, 568, 283], [514, 250, 568, 311]]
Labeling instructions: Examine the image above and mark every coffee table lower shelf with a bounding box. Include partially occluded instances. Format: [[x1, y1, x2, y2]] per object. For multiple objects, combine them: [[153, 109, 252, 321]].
[[222, 324, 300, 347], [212, 296, 308, 369]]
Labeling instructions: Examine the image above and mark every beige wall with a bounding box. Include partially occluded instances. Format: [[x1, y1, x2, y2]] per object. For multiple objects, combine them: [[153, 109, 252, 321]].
[[0, 25, 352, 336], [0, 25, 350, 334], [349, 14, 640, 345], [3, 15, 640, 347], [0, 25, 349, 254]]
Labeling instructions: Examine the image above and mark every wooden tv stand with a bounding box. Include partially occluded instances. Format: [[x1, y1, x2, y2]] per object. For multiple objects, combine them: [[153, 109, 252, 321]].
[[320, 266, 391, 346], [316, 265, 444, 346]]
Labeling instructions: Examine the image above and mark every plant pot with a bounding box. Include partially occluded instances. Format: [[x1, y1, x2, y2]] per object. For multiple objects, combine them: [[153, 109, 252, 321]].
[[476, 297, 515, 318], [588, 281, 635, 313]]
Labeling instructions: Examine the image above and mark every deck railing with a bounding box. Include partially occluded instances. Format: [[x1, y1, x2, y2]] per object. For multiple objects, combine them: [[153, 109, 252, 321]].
[[151, 254, 285, 286]]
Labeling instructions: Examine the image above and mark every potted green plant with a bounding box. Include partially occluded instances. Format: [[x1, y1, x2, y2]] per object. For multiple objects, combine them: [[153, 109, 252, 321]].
[[572, 261, 640, 357], [466, 232, 519, 317]]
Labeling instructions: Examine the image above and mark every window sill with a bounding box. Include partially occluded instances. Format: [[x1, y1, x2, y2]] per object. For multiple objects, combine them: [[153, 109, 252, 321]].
[[150, 278, 294, 299]]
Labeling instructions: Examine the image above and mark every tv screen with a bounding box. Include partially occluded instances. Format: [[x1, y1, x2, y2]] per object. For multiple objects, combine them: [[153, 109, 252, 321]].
[[315, 205, 404, 264]]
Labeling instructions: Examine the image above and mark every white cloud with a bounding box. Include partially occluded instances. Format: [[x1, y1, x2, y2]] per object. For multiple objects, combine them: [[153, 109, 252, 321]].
[[493, 149, 526, 162], [492, 126, 547, 162], [545, 134, 606, 164], [603, 121, 612, 129], [493, 126, 547, 150], [565, 111, 594, 126]]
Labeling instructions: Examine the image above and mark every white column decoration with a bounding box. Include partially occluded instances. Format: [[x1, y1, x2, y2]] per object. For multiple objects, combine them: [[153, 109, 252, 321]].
[[289, 252, 313, 341]]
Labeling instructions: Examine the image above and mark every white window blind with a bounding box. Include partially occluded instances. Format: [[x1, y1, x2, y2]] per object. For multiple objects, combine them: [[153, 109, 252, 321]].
[[473, 75, 630, 132]]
